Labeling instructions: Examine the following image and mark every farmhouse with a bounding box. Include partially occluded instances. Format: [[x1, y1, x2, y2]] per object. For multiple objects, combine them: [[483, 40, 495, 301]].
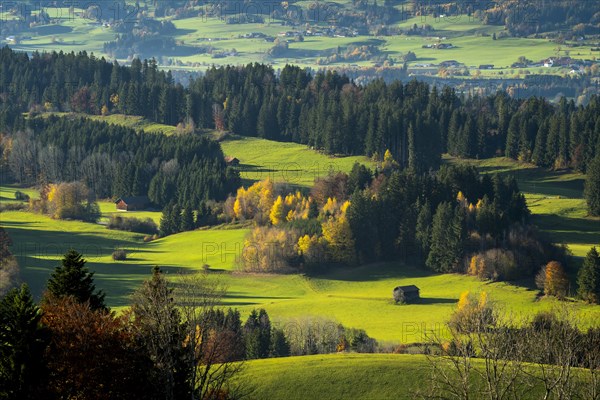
[[225, 156, 240, 166], [393, 285, 420, 304], [115, 196, 150, 211], [439, 60, 460, 68]]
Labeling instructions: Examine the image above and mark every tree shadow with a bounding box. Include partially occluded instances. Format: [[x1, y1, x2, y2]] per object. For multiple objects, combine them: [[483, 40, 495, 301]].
[[414, 297, 457, 305]]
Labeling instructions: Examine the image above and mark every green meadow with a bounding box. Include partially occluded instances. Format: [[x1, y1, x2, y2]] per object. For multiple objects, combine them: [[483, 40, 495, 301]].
[[444, 156, 600, 259], [39, 113, 178, 136], [1, 132, 599, 344], [236, 353, 573, 400], [220, 134, 374, 188]]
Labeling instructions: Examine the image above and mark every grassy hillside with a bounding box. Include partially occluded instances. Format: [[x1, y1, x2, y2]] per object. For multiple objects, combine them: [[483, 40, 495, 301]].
[[2, 207, 599, 343], [1, 154, 598, 344], [39, 112, 178, 135], [237, 353, 564, 400], [443, 156, 600, 259], [220, 135, 374, 188]]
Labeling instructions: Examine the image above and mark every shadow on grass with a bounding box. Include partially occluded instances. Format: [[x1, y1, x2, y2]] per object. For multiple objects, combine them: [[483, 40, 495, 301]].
[[532, 214, 600, 245], [414, 297, 457, 305], [471, 165, 584, 198], [309, 262, 434, 282]]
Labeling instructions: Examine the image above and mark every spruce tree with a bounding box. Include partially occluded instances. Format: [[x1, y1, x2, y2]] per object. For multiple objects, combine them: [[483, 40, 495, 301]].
[[578, 247, 600, 304], [585, 156, 600, 216], [131, 266, 191, 399], [270, 328, 291, 357], [180, 207, 194, 232], [415, 200, 432, 260], [426, 202, 464, 273], [46, 249, 106, 311], [244, 309, 272, 360], [0, 284, 48, 399], [159, 203, 174, 236]]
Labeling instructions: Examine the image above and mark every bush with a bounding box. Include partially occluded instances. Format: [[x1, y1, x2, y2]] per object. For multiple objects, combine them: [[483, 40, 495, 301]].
[[241, 227, 301, 272], [467, 249, 517, 281], [0, 202, 27, 212], [112, 249, 127, 261], [14, 190, 29, 201], [448, 291, 495, 333], [108, 215, 158, 235], [143, 234, 159, 242]]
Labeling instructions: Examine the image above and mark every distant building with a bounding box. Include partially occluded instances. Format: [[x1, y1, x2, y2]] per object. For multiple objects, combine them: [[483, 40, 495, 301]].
[[479, 64, 494, 70], [115, 196, 150, 211], [393, 285, 420, 304], [225, 156, 240, 166], [439, 60, 460, 68]]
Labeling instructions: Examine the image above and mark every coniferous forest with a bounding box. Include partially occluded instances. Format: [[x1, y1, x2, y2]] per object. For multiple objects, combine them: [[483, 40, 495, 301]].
[[1, 47, 599, 176]]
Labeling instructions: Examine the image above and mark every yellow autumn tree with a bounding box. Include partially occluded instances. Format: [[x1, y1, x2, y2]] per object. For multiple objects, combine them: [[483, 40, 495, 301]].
[[382, 149, 399, 170], [232, 179, 275, 224], [451, 290, 494, 332], [270, 195, 286, 225], [321, 208, 356, 265], [322, 197, 338, 216], [297, 234, 327, 266]]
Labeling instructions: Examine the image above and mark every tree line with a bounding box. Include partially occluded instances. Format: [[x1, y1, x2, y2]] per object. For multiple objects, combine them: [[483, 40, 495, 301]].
[[1, 115, 240, 207], [190, 153, 579, 289], [2, 47, 599, 176]]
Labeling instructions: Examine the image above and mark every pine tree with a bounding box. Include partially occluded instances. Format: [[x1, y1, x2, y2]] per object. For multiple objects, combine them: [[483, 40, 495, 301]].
[[426, 202, 464, 273], [270, 327, 290, 357], [578, 247, 600, 304], [131, 266, 191, 399], [46, 249, 106, 311], [243, 309, 272, 360], [180, 207, 194, 232], [0, 284, 48, 399], [415, 200, 432, 260], [585, 156, 600, 216], [159, 204, 173, 236]]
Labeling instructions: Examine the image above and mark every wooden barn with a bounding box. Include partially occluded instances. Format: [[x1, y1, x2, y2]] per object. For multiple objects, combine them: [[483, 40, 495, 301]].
[[393, 285, 420, 304], [115, 196, 150, 211], [225, 156, 240, 166]]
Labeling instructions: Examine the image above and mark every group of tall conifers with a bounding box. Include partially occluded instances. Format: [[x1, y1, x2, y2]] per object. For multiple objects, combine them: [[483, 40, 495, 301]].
[[1, 47, 599, 173], [2, 115, 240, 207]]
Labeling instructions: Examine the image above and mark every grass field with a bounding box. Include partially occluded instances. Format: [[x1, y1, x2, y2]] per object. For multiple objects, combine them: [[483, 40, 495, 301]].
[[6, 10, 593, 75], [39, 112, 178, 135], [444, 156, 600, 259], [2, 206, 598, 343], [220, 135, 374, 188], [1, 153, 599, 344], [237, 353, 583, 400]]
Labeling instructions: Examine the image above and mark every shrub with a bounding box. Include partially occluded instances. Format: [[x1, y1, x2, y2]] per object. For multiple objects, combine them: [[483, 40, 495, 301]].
[[467, 249, 517, 281], [112, 250, 127, 261], [108, 215, 158, 235], [0, 202, 27, 212], [448, 291, 495, 333], [241, 227, 300, 272], [14, 190, 30, 201]]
